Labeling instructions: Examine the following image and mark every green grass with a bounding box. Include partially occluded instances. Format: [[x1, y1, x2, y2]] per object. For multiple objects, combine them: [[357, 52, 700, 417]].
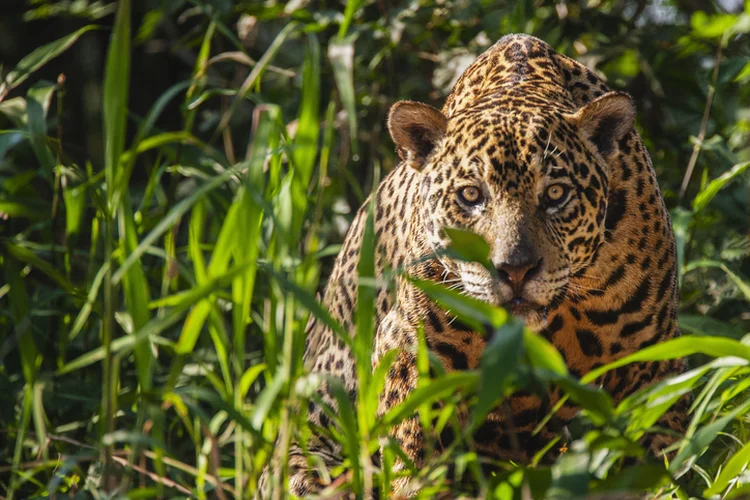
[[1, 1, 749, 499]]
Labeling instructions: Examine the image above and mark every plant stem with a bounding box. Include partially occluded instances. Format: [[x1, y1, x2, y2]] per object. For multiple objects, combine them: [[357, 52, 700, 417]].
[[679, 40, 723, 203], [101, 213, 115, 489]]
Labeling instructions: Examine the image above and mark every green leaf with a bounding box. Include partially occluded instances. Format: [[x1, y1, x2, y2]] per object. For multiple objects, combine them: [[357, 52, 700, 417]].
[[103, 0, 130, 213], [692, 161, 750, 213], [0, 25, 99, 101], [735, 61, 750, 82], [113, 125, 203, 210], [409, 277, 508, 333], [685, 260, 750, 301], [63, 176, 86, 238], [548, 447, 590, 498], [176, 387, 261, 440], [173, 262, 257, 355], [679, 314, 746, 339], [25, 82, 57, 174], [337, 0, 362, 38], [58, 332, 173, 376], [690, 11, 737, 39], [250, 373, 285, 432], [4, 242, 77, 295], [230, 106, 276, 361], [366, 349, 398, 426], [591, 464, 670, 492], [443, 227, 493, 271], [69, 262, 109, 341], [239, 364, 267, 398], [330, 377, 363, 492], [553, 376, 614, 423], [0, 97, 29, 126], [0, 199, 47, 220], [2, 256, 39, 385], [112, 160, 249, 284], [101, 431, 167, 450], [291, 33, 321, 189], [215, 22, 297, 137], [381, 372, 478, 427], [59, 265, 251, 374], [583, 336, 750, 384], [472, 320, 524, 428], [669, 400, 750, 473], [671, 206, 692, 286], [523, 329, 568, 376], [117, 198, 152, 390], [183, 21, 215, 131], [328, 38, 357, 152], [705, 440, 750, 496], [286, 32, 321, 253], [356, 201, 376, 393], [263, 265, 349, 347]]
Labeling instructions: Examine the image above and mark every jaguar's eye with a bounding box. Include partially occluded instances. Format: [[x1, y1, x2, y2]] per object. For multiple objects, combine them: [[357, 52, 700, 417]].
[[545, 184, 569, 206], [458, 186, 483, 206]]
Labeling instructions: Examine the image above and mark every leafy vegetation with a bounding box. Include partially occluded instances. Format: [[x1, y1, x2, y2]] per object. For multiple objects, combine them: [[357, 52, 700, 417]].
[[1, 0, 749, 498]]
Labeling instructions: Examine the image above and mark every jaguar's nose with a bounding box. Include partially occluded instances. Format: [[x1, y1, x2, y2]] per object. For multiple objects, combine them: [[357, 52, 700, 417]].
[[495, 256, 542, 294]]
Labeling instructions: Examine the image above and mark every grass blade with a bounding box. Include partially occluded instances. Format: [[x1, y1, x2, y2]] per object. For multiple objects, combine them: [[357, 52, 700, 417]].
[[25, 82, 57, 175], [290, 34, 321, 239], [328, 39, 357, 153], [583, 336, 750, 383], [3, 255, 39, 500], [214, 22, 297, 137], [669, 400, 750, 474], [100, 1, 130, 484], [117, 197, 152, 391], [684, 260, 750, 301], [103, 0, 130, 212], [705, 439, 750, 495], [112, 160, 248, 284], [692, 161, 750, 212], [0, 25, 98, 102]]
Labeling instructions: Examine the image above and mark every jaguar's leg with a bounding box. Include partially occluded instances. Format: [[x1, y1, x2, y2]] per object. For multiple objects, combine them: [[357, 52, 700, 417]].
[[257, 382, 346, 497], [607, 358, 690, 458], [257, 442, 327, 498]]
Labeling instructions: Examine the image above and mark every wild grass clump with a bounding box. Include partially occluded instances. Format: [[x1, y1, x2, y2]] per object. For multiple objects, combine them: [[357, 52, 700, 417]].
[[1, 1, 749, 498]]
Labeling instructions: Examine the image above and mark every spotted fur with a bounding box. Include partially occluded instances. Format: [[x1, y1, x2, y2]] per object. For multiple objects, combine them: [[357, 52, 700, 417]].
[[258, 34, 687, 497]]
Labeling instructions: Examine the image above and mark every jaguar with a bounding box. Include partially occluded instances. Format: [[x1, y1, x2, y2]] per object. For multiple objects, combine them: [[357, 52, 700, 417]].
[[259, 33, 687, 497]]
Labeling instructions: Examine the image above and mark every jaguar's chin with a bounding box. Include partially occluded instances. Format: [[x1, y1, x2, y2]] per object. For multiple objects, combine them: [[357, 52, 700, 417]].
[[501, 298, 550, 331]]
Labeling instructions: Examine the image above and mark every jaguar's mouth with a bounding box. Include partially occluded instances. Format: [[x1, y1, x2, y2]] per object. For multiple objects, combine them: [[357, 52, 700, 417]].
[[455, 269, 554, 330], [501, 297, 550, 329]]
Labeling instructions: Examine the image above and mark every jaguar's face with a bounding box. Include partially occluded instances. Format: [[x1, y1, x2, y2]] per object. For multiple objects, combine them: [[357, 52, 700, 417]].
[[388, 93, 635, 330]]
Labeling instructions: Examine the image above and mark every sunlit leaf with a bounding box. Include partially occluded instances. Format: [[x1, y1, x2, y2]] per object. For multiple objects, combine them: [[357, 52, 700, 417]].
[[705, 440, 750, 495], [443, 227, 493, 271], [670, 400, 750, 474], [692, 161, 750, 213], [409, 278, 508, 332]]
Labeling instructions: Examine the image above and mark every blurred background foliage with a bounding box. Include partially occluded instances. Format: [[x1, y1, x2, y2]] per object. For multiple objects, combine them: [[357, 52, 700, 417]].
[[0, 0, 749, 498]]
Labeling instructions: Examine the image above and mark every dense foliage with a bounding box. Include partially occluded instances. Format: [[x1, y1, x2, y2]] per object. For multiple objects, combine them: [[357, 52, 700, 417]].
[[1, 0, 749, 498]]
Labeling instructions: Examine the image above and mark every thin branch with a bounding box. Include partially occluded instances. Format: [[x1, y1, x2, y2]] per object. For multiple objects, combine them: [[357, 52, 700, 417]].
[[679, 40, 724, 202], [111, 455, 193, 496], [141, 450, 237, 496], [202, 424, 228, 500]]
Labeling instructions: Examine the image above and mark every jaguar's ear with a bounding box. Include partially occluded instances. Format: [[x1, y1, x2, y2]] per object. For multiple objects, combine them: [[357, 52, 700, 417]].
[[566, 91, 635, 160], [388, 101, 447, 170]]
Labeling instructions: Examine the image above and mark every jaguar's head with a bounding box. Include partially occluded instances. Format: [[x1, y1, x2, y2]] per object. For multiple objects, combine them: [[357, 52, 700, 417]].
[[387, 91, 635, 330]]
